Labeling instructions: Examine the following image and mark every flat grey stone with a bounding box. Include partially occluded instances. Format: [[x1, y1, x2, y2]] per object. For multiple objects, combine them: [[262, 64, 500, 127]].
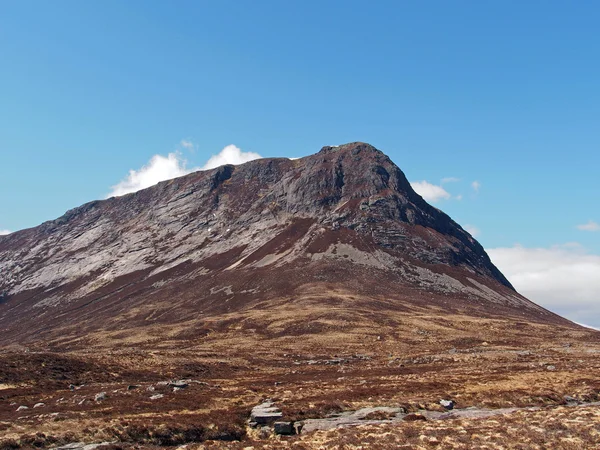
[[274, 421, 294, 435]]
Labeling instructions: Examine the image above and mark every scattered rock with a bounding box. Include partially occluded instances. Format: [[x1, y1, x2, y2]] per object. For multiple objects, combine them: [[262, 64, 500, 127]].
[[33, 402, 45, 408], [250, 401, 283, 425], [274, 421, 295, 435], [127, 385, 140, 390], [546, 365, 556, 371], [325, 358, 345, 365], [16, 405, 29, 411], [94, 392, 107, 401], [169, 380, 189, 389], [150, 394, 164, 400], [50, 442, 115, 450], [564, 395, 579, 405], [440, 399, 455, 410]]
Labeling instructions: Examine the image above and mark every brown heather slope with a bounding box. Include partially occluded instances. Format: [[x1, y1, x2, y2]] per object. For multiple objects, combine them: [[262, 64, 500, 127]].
[[0, 142, 599, 449]]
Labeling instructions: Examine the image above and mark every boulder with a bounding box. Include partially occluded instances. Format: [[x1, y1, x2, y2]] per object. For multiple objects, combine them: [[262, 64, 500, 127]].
[[439, 399, 455, 410], [16, 405, 29, 412], [250, 401, 283, 425], [33, 402, 45, 408], [94, 392, 107, 401], [274, 421, 294, 435]]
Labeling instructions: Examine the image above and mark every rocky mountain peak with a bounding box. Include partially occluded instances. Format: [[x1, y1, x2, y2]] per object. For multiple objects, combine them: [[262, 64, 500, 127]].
[[0, 143, 567, 346]]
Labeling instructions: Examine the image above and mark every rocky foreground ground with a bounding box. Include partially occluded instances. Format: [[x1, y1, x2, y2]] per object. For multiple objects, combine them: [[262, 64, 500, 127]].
[[1, 313, 599, 449]]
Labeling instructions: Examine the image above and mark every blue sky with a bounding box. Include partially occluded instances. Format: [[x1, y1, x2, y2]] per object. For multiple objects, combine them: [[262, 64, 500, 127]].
[[1, 1, 599, 325]]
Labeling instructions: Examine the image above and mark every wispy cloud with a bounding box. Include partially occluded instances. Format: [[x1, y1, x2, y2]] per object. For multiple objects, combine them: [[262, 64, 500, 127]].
[[488, 243, 600, 326], [411, 181, 451, 203], [108, 142, 262, 197], [471, 180, 481, 192], [180, 139, 195, 151], [577, 220, 600, 232], [0, 229, 11, 235], [441, 177, 460, 184]]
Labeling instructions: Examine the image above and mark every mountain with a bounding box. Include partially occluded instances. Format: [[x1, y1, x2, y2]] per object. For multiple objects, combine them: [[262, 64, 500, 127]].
[[3, 142, 600, 449], [0, 142, 567, 349]]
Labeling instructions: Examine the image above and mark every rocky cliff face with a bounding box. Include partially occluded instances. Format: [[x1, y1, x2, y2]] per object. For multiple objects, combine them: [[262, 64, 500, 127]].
[[0, 142, 565, 346]]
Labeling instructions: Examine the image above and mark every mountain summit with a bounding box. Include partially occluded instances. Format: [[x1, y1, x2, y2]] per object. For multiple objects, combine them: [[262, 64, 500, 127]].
[[0, 142, 566, 347]]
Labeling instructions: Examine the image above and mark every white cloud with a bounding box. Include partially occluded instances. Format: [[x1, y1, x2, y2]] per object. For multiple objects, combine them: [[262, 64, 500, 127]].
[[471, 180, 481, 192], [464, 224, 480, 237], [441, 177, 460, 184], [180, 139, 195, 151], [411, 181, 451, 203], [0, 229, 11, 235], [108, 143, 263, 197], [201, 144, 262, 170], [108, 152, 190, 197], [488, 243, 600, 326], [577, 220, 600, 232]]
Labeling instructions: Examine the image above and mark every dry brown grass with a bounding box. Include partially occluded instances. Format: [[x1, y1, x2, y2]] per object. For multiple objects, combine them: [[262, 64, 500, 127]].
[[1, 309, 599, 448]]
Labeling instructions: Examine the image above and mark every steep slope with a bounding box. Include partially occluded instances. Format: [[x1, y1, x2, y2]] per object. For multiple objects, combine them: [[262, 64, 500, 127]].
[[0, 142, 568, 347]]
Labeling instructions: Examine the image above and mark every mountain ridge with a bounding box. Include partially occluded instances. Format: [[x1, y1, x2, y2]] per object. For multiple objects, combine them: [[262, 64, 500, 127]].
[[0, 142, 569, 348]]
